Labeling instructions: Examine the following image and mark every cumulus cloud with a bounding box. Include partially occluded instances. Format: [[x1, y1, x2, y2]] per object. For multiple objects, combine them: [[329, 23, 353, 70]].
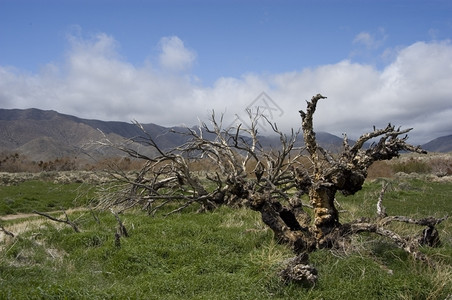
[[0, 32, 451, 145], [158, 36, 196, 72], [0, 33, 196, 124]]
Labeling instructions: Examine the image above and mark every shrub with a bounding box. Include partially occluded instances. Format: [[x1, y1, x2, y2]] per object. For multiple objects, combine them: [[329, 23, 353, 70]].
[[367, 161, 394, 179], [428, 155, 452, 177], [392, 157, 431, 174]]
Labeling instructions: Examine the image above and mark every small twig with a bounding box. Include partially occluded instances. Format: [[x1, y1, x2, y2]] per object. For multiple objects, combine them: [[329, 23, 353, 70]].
[[90, 209, 101, 225], [33, 210, 80, 233], [114, 232, 121, 248], [376, 182, 389, 218], [164, 199, 197, 216], [110, 209, 129, 237], [379, 215, 449, 227], [0, 225, 15, 238]]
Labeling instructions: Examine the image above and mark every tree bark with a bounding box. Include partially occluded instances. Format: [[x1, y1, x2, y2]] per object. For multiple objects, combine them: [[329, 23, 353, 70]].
[[249, 192, 315, 254], [309, 184, 339, 247]]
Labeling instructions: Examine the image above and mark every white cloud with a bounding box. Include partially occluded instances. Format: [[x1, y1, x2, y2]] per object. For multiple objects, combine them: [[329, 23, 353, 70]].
[[158, 36, 196, 72], [1, 33, 451, 145], [353, 28, 387, 49], [353, 32, 374, 48]]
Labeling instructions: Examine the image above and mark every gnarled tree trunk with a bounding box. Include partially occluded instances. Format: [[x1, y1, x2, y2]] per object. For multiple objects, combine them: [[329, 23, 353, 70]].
[[309, 183, 339, 247]]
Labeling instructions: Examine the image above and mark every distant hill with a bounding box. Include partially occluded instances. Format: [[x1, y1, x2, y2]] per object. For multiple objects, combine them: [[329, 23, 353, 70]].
[[0, 108, 185, 161], [422, 135, 452, 153], [1, 108, 450, 162]]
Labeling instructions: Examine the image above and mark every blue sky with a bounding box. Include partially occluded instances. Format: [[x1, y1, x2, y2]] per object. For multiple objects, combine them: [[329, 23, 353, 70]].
[[1, 0, 452, 143]]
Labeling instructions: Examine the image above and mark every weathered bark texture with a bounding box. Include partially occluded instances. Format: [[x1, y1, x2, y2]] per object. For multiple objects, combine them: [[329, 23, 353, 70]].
[[249, 192, 315, 254], [309, 185, 339, 247]]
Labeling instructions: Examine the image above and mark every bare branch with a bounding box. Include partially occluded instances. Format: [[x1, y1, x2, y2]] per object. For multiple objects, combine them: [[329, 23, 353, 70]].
[[34, 210, 80, 233], [299, 94, 327, 172], [0, 225, 15, 238], [345, 222, 431, 262], [376, 182, 389, 218], [379, 215, 449, 227], [110, 208, 129, 237]]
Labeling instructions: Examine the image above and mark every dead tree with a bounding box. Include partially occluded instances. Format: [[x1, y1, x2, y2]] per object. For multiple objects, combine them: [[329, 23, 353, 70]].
[[98, 94, 447, 285]]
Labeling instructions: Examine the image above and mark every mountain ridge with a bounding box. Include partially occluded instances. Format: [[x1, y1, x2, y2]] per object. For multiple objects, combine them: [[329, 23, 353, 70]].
[[1, 108, 450, 162], [422, 134, 452, 153]]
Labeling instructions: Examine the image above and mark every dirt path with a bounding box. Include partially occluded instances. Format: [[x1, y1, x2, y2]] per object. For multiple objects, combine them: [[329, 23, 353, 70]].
[[0, 207, 88, 221], [0, 208, 89, 243], [1, 212, 39, 221]]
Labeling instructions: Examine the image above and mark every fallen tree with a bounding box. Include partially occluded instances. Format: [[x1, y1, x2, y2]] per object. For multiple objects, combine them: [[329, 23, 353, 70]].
[[97, 94, 448, 285]]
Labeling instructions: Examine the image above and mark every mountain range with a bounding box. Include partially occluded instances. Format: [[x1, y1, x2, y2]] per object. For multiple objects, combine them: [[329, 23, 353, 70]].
[[1, 108, 451, 162]]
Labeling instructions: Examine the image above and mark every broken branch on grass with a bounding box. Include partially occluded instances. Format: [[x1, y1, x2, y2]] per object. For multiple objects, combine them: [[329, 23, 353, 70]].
[[376, 182, 389, 218], [344, 221, 431, 262], [110, 208, 129, 237], [110, 209, 129, 249], [379, 215, 449, 227], [0, 225, 15, 237], [342, 212, 448, 263], [33, 210, 80, 233]]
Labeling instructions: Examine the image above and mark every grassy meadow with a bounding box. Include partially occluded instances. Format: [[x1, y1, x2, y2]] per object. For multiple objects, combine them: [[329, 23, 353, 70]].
[[1, 159, 452, 299]]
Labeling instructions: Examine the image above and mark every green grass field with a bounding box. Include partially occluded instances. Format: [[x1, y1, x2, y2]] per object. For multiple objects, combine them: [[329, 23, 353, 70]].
[[0, 180, 93, 215], [1, 176, 451, 299]]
